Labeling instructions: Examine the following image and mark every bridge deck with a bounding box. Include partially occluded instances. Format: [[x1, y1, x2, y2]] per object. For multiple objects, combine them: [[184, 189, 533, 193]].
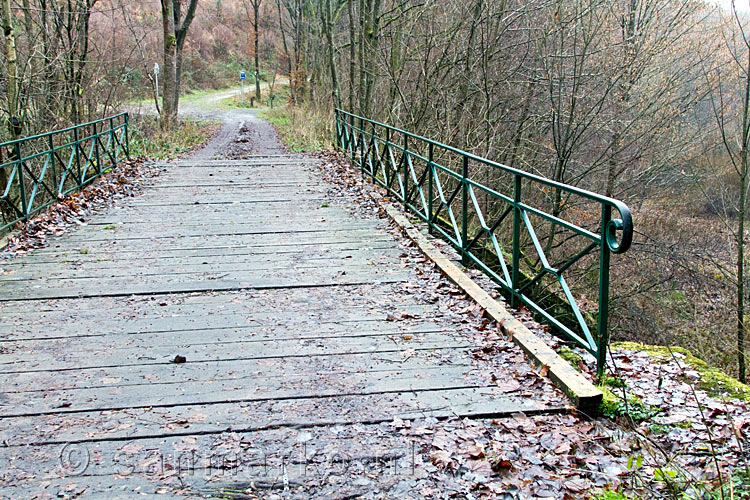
[[0, 152, 567, 497]]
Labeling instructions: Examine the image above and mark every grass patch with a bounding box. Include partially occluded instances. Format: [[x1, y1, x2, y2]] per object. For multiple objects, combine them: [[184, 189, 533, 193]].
[[259, 102, 333, 153], [129, 116, 219, 160], [612, 342, 750, 401]]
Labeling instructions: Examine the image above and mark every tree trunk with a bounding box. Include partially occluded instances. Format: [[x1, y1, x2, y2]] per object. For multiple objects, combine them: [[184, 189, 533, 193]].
[[160, 0, 177, 131], [738, 43, 750, 384], [1, 0, 20, 137], [738, 154, 747, 384], [172, 0, 198, 116], [1, 0, 20, 218], [254, 0, 261, 101], [322, 0, 340, 109], [348, 0, 355, 111]]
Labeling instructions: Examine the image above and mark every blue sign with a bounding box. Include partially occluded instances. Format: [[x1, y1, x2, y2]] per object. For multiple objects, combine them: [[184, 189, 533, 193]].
[[240, 71, 246, 80]]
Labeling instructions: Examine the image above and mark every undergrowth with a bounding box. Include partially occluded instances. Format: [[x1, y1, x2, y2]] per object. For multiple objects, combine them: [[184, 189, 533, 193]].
[[259, 102, 333, 152], [128, 116, 219, 159]]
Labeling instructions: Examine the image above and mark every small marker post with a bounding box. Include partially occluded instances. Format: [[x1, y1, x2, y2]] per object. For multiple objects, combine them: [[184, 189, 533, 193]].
[[240, 71, 246, 103], [154, 63, 160, 102]]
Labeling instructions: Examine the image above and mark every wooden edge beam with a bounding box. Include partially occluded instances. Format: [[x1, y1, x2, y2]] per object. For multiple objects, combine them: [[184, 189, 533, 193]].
[[376, 197, 602, 414], [0, 230, 11, 252]]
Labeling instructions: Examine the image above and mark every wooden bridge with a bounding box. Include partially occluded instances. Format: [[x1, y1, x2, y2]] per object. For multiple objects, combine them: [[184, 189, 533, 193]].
[[0, 114, 609, 498]]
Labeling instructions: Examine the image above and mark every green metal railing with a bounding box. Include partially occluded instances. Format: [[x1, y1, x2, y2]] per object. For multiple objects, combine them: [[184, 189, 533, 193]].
[[335, 108, 633, 374], [0, 113, 129, 232]]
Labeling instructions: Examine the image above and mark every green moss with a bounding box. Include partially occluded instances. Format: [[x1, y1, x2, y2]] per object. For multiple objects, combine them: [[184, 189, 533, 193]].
[[612, 342, 750, 402], [79, 248, 89, 254], [600, 374, 626, 388], [560, 346, 583, 369], [590, 490, 641, 500], [102, 224, 117, 230], [599, 386, 621, 417], [598, 386, 659, 421]]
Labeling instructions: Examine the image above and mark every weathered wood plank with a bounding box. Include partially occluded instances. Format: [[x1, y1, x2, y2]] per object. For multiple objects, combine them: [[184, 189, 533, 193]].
[[0, 387, 556, 446], [0, 329, 463, 371]]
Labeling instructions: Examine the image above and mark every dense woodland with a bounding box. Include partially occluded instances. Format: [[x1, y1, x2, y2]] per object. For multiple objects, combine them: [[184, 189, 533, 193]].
[[1, 0, 750, 382]]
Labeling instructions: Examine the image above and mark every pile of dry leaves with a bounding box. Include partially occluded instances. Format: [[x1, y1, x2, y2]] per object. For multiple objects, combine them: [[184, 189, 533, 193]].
[[1, 157, 163, 259]]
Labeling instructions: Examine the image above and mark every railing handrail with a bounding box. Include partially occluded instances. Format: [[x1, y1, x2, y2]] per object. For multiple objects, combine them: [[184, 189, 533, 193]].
[[335, 108, 633, 374], [0, 112, 129, 149], [336, 109, 633, 253]]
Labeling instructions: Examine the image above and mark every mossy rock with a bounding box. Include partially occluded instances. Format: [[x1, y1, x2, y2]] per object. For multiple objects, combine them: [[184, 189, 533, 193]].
[[611, 342, 750, 402]]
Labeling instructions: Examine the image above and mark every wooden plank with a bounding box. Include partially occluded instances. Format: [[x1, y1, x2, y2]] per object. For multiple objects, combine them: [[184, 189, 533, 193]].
[[0, 298, 431, 334], [0, 342, 464, 393], [1, 238, 396, 261], [0, 387, 559, 446], [0, 328, 461, 371], [0, 362, 480, 417], [0, 258, 403, 283], [0, 282, 399, 316], [0, 271, 410, 301]]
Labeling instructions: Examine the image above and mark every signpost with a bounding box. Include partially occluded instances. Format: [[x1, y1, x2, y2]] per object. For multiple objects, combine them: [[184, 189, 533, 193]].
[[240, 71, 246, 103], [154, 63, 160, 102]]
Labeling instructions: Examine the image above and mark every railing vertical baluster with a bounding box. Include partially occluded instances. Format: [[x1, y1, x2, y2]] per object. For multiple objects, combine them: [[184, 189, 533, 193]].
[[349, 113, 354, 159], [384, 126, 390, 184], [73, 126, 82, 187], [461, 155, 469, 265], [124, 114, 130, 158], [15, 141, 27, 217], [49, 134, 57, 196], [109, 117, 116, 164], [371, 121, 377, 178], [597, 204, 613, 376], [94, 121, 101, 175], [403, 134, 409, 209], [511, 174, 522, 308], [359, 118, 365, 178], [334, 109, 340, 148], [427, 142, 434, 234]]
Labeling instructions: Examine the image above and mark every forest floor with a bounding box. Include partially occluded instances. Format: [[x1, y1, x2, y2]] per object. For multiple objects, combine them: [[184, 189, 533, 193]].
[[0, 92, 747, 500]]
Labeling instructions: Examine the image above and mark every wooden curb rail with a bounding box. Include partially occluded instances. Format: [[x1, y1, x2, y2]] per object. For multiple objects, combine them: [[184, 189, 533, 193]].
[[376, 197, 603, 413]]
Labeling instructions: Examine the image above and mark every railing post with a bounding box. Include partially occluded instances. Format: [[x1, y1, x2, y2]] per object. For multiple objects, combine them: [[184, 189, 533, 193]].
[[427, 142, 434, 235], [349, 113, 355, 159], [108, 117, 116, 164], [596, 204, 613, 376], [461, 155, 469, 265], [94, 121, 101, 176], [511, 174, 522, 308], [124, 114, 130, 159], [14, 141, 27, 218], [73, 126, 82, 187], [371, 120, 377, 177], [403, 134, 409, 210], [334, 109, 340, 149], [384, 126, 390, 183], [359, 118, 365, 178], [49, 134, 58, 195]]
